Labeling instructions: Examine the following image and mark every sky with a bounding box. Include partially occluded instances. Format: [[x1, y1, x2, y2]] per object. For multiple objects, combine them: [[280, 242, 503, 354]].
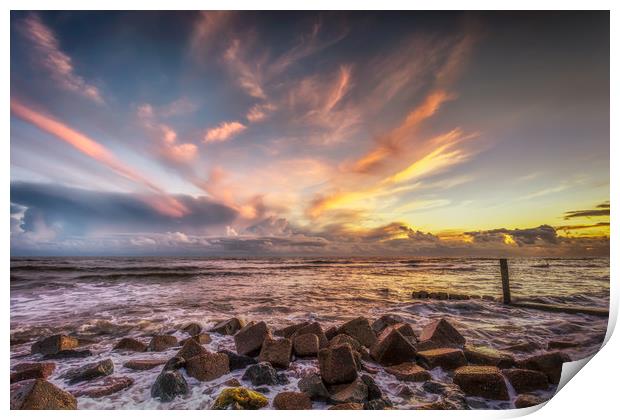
[[10, 11, 610, 256]]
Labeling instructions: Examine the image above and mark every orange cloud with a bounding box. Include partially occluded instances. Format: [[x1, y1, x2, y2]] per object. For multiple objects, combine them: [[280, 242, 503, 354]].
[[204, 121, 247, 143], [246, 103, 277, 122]]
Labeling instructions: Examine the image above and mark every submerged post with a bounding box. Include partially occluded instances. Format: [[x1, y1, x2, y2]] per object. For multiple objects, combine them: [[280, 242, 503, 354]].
[[500, 258, 511, 304]]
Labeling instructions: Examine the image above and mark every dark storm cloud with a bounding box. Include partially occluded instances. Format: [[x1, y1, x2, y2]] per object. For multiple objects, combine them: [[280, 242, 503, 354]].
[[465, 225, 558, 245], [555, 222, 610, 231], [563, 202, 610, 219], [11, 182, 238, 235]]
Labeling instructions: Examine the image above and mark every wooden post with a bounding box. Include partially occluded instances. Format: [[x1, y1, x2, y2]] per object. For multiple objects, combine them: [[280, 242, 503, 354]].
[[500, 258, 511, 304]]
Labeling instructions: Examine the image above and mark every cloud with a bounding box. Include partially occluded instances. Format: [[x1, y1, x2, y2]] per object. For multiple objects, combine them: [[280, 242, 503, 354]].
[[19, 14, 104, 104], [204, 121, 247, 143], [464, 225, 558, 246], [555, 222, 610, 231], [246, 103, 277, 122], [563, 202, 611, 219]]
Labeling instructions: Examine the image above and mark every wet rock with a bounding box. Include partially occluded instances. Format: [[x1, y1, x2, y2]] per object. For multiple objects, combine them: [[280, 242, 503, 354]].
[[417, 348, 467, 370], [325, 326, 338, 340], [369, 327, 417, 366], [517, 351, 570, 384], [422, 380, 451, 394], [211, 318, 244, 335], [419, 318, 466, 348], [293, 333, 319, 357], [258, 336, 292, 368], [148, 335, 178, 352], [429, 292, 449, 300], [11, 379, 77, 409], [180, 333, 212, 346], [219, 349, 257, 371], [448, 293, 470, 300], [318, 343, 358, 385], [337, 317, 377, 348], [274, 322, 309, 338], [385, 362, 431, 382], [547, 340, 578, 350], [502, 341, 541, 353], [181, 322, 202, 336], [371, 314, 405, 334], [502, 368, 549, 393], [113, 337, 147, 352], [11, 362, 56, 383], [412, 290, 429, 299], [234, 321, 269, 356], [62, 359, 114, 384], [298, 372, 330, 400], [329, 402, 363, 409], [242, 362, 281, 386], [329, 333, 363, 352], [212, 387, 268, 409], [162, 356, 185, 371], [71, 376, 134, 398], [464, 345, 514, 368], [123, 359, 167, 371], [185, 352, 230, 381], [150, 370, 189, 402], [31, 334, 79, 356], [395, 384, 415, 398], [273, 391, 313, 409], [514, 393, 546, 408], [295, 322, 329, 348], [224, 378, 241, 387], [388, 323, 417, 342], [364, 399, 392, 409], [361, 374, 386, 401], [42, 349, 92, 359], [328, 377, 369, 403], [453, 365, 509, 400], [176, 337, 208, 360]]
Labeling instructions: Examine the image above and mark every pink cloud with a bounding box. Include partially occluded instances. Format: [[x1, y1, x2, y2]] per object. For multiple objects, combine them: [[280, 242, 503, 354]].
[[246, 103, 276, 122], [204, 121, 247, 143]]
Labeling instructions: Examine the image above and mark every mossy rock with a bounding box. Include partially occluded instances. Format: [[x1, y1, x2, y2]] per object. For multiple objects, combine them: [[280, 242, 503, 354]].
[[212, 387, 268, 410]]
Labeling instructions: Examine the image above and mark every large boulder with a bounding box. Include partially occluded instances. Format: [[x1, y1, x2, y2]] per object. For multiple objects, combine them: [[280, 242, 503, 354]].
[[71, 376, 134, 398], [514, 394, 546, 408], [185, 352, 229, 381], [385, 362, 431, 382], [150, 370, 189, 402], [11, 362, 56, 383], [318, 344, 358, 385], [180, 333, 212, 346], [234, 321, 269, 356], [218, 350, 257, 371], [211, 318, 244, 335], [294, 333, 319, 357], [328, 377, 368, 404], [212, 387, 268, 409], [329, 334, 362, 352], [11, 379, 77, 409], [517, 351, 570, 384], [369, 327, 417, 366], [502, 368, 549, 393], [337, 317, 377, 348], [123, 359, 167, 371], [464, 345, 514, 368], [298, 372, 330, 400], [148, 335, 178, 352], [274, 322, 310, 338], [242, 362, 281, 386], [418, 318, 466, 348], [417, 348, 467, 370], [371, 314, 405, 334], [162, 356, 186, 371], [31, 334, 78, 356], [114, 337, 147, 352], [294, 322, 328, 348], [361, 374, 389, 404], [42, 349, 92, 359], [62, 359, 114, 384], [181, 322, 202, 336], [175, 338, 208, 360], [453, 366, 509, 400], [258, 336, 292, 368], [273, 391, 313, 409]]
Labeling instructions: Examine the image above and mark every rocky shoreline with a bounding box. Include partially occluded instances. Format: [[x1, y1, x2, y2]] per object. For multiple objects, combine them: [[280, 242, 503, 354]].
[[11, 314, 571, 410]]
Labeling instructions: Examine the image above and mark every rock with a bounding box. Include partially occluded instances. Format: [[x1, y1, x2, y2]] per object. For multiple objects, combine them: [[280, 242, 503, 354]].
[[429, 292, 449, 300], [31, 334, 79, 356], [360, 374, 386, 401], [502, 341, 541, 353], [364, 399, 392, 409], [123, 359, 167, 371], [62, 359, 114, 384], [547, 340, 578, 350], [273, 391, 312, 409], [329, 334, 362, 352], [219, 349, 257, 371], [369, 327, 417, 366], [11, 379, 77, 409], [514, 394, 546, 408], [294, 322, 329, 348], [180, 333, 212, 346], [423, 380, 451, 394], [329, 402, 363, 409], [182, 322, 202, 336], [328, 377, 368, 403], [212, 387, 268, 409], [464, 345, 514, 368], [298, 372, 330, 400], [371, 314, 405, 334], [234, 321, 269, 356], [258, 336, 292, 368], [162, 356, 185, 371], [419, 318, 465, 348], [448, 293, 470, 300], [502, 368, 549, 393], [453, 365, 509, 400], [42, 349, 92, 359], [387, 323, 417, 342], [412, 290, 429, 299], [517, 351, 570, 384], [242, 362, 281, 386], [395, 384, 415, 398], [417, 348, 467, 370], [185, 352, 230, 381], [274, 322, 309, 338], [211, 318, 244, 335], [318, 344, 358, 385], [175, 338, 208, 360], [11, 362, 55, 383], [385, 362, 431, 382], [325, 326, 338, 340], [148, 335, 178, 352], [224, 378, 241, 387], [113, 337, 147, 352], [337, 317, 377, 348], [294, 333, 319, 357], [150, 370, 189, 402], [71, 376, 134, 398]]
